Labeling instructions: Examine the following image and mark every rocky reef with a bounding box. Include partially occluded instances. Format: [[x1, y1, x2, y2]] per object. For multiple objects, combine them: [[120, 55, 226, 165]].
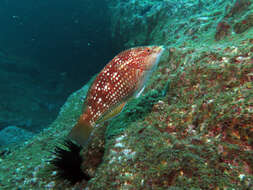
[[108, 0, 253, 48], [0, 0, 252, 189], [0, 54, 73, 136]]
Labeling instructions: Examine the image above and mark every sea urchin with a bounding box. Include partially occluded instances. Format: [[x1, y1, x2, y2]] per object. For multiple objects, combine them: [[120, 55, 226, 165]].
[[50, 139, 90, 184]]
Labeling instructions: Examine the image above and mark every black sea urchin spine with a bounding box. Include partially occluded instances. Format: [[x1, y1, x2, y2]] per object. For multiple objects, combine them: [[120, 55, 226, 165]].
[[50, 139, 90, 184]]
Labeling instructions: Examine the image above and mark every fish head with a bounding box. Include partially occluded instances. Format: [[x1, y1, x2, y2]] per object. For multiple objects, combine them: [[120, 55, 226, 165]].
[[129, 46, 164, 71], [124, 45, 164, 97]]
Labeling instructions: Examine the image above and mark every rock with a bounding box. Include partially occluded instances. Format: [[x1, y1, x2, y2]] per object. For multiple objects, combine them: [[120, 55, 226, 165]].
[[108, 0, 235, 47], [234, 13, 253, 34], [215, 21, 231, 41], [0, 126, 34, 147], [225, 0, 251, 18]]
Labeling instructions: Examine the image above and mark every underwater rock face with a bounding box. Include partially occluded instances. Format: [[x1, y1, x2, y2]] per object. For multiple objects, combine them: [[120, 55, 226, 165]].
[[0, 126, 34, 146], [215, 21, 231, 41], [86, 40, 252, 189], [0, 0, 252, 189], [0, 57, 72, 134], [234, 12, 253, 34], [108, 0, 253, 46]]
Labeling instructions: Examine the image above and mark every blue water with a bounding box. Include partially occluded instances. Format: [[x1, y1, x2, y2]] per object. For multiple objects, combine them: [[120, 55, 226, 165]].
[[0, 0, 116, 81]]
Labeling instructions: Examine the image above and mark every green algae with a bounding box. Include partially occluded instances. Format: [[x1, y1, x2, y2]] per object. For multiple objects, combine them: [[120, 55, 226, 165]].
[[105, 89, 164, 140]]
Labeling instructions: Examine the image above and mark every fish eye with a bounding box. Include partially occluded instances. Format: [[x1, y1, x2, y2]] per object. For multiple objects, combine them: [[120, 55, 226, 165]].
[[146, 48, 150, 52]]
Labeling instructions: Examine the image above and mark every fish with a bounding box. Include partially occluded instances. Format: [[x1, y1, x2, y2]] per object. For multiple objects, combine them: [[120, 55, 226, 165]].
[[69, 46, 164, 145]]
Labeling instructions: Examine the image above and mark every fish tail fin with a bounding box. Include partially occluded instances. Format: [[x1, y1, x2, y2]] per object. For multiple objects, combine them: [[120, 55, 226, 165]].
[[68, 117, 93, 146]]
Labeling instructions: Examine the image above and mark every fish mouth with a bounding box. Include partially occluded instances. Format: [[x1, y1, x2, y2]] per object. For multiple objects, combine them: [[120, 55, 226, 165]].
[[153, 46, 165, 66], [143, 45, 165, 71], [154, 46, 165, 56]]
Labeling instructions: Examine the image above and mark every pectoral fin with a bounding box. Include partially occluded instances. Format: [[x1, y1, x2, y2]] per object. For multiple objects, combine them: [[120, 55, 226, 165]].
[[135, 85, 145, 98], [97, 102, 127, 123]]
